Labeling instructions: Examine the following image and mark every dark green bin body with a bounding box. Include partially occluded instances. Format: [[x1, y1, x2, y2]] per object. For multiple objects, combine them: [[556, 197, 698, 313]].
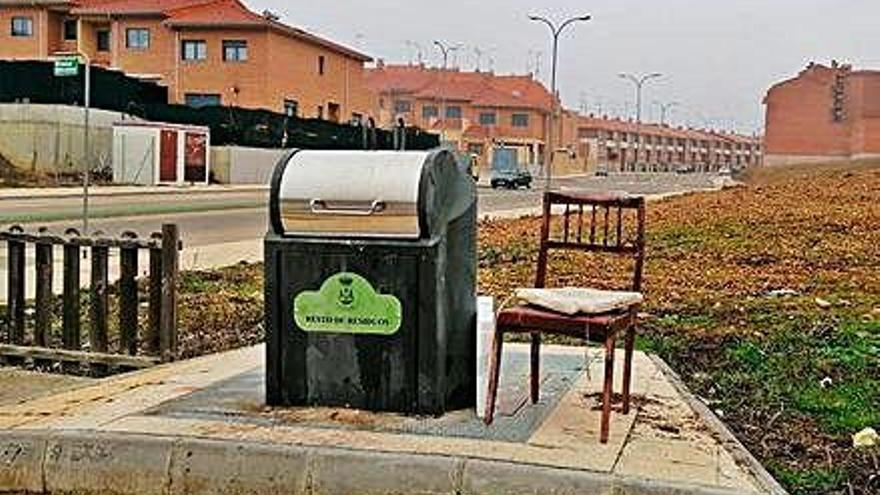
[[264, 149, 476, 415]]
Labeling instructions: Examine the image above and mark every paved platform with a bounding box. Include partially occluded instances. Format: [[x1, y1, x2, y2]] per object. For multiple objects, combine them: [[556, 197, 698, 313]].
[[0, 344, 785, 495]]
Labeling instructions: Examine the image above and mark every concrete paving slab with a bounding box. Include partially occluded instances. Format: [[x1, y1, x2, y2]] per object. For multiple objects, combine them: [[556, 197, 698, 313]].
[[0, 343, 783, 495], [0, 368, 93, 406]]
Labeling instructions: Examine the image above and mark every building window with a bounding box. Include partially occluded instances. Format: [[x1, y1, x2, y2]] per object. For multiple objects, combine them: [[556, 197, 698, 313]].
[[184, 93, 221, 108], [283, 99, 298, 117], [511, 113, 529, 127], [222, 40, 247, 62], [96, 30, 110, 52], [181, 40, 207, 61], [11, 17, 33, 37], [327, 102, 340, 123], [126, 28, 150, 49], [479, 112, 496, 126], [318, 55, 325, 75], [63, 19, 77, 41], [445, 106, 462, 119], [393, 100, 411, 113], [422, 105, 438, 119]]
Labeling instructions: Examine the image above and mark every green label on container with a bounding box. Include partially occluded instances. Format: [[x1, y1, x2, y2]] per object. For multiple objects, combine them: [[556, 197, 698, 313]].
[[293, 272, 402, 335]]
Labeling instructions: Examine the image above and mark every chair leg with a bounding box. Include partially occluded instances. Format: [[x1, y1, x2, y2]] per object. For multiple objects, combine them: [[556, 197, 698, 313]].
[[484, 329, 504, 425], [622, 325, 636, 415], [530, 332, 541, 404], [600, 334, 617, 444]]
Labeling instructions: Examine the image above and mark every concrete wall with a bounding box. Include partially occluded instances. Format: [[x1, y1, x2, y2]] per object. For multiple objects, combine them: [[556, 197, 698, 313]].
[[210, 145, 285, 184], [0, 103, 131, 173]]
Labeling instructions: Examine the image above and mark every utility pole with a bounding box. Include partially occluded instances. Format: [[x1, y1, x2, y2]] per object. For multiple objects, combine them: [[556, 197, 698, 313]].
[[433, 40, 461, 146], [619, 72, 662, 123], [56, 50, 91, 234], [529, 13, 591, 190]]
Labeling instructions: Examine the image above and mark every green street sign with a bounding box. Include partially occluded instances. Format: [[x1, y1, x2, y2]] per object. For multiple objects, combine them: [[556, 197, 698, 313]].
[[54, 57, 80, 77], [294, 272, 402, 335]]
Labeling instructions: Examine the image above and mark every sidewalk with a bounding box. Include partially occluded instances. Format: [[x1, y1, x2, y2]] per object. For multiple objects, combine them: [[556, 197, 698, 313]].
[[0, 184, 268, 201], [0, 344, 785, 495]]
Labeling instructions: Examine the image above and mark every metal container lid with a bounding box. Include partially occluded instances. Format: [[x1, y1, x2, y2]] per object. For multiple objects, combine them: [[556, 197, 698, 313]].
[[270, 149, 473, 239]]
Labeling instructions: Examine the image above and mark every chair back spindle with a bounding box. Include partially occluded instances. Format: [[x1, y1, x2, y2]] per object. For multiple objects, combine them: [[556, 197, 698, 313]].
[[534, 192, 646, 292]]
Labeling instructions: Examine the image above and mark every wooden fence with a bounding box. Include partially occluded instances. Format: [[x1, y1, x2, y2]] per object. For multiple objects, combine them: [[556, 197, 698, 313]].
[[2, 224, 180, 371]]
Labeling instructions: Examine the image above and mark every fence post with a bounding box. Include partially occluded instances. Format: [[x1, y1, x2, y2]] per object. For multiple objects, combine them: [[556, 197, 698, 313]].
[[6, 226, 26, 346], [62, 229, 81, 352], [159, 224, 179, 362], [119, 232, 139, 356], [145, 233, 162, 356], [34, 229, 54, 348], [89, 240, 109, 356]]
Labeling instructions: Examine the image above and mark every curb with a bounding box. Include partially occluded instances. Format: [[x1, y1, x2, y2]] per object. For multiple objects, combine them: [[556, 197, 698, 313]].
[[0, 429, 762, 495], [649, 355, 789, 495]]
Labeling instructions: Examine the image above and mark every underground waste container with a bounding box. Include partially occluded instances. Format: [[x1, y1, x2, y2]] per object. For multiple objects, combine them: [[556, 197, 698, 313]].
[[264, 149, 477, 415]]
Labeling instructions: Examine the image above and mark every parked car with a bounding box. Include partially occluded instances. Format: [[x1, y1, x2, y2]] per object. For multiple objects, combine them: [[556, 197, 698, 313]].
[[490, 147, 532, 189]]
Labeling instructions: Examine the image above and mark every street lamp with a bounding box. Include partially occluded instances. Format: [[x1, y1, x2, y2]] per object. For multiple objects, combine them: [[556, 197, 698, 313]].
[[433, 40, 461, 146], [618, 72, 662, 123], [655, 100, 678, 125], [529, 13, 591, 190]]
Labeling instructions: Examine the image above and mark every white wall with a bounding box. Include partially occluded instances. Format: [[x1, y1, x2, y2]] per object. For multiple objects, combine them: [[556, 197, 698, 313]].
[[211, 146, 286, 185], [0, 103, 135, 173], [112, 128, 156, 185]]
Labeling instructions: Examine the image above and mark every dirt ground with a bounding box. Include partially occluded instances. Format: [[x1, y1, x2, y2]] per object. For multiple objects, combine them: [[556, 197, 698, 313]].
[[478, 160, 880, 495]]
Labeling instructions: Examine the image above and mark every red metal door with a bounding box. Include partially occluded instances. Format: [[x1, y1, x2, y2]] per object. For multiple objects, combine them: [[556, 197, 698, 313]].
[[159, 130, 178, 183]]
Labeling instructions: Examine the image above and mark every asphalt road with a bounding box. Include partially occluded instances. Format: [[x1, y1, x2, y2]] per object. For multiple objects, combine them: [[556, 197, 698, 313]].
[[2, 173, 721, 249]]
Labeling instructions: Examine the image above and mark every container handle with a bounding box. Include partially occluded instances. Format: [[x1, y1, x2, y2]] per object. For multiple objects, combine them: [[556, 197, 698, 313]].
[[309, 199, 387, 216]]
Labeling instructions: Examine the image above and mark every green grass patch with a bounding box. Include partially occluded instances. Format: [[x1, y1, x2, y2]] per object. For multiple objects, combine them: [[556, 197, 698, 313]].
[[770, 464, 849, 495]]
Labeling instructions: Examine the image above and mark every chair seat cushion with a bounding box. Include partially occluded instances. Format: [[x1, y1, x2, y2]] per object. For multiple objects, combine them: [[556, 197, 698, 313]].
[[515, 287, 643, 315], [496, 305, 636, 339]]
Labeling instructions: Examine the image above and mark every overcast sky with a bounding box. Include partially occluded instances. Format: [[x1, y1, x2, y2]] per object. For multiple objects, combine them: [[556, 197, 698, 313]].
[[256, 0, 880, 134]]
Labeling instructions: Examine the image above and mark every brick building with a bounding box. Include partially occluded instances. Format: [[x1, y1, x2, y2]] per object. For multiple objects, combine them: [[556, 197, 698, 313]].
[[0, 0, 374, 120], [764, 61, 880, 166], [364, 64, 587, 174], [576, 115, 762, 173]]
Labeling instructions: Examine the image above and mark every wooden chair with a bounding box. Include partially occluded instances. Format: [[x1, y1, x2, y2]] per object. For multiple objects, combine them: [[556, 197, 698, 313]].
[[483, 191, 646, 443]]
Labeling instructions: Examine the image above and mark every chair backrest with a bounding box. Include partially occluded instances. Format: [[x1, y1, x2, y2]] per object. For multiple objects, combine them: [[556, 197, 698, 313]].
[[535, 191, 646, 292]]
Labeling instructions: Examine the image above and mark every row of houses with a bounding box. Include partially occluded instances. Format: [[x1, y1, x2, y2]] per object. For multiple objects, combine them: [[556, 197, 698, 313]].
[[0, 0, 374, 121], [574, 115, 763, 173], [364, 64, 762, 174], [0, 0, 763, 174]]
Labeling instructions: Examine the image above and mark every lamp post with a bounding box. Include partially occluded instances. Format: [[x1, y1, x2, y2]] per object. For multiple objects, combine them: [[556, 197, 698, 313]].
[[618, 72, 662, 123], [655, 101, 678, 125], [433, 40, 461, 146], [529, 13, 591, 190]]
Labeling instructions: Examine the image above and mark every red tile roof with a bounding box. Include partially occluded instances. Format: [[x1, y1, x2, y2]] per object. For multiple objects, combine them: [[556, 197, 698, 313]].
[[70, 0, 370, 61], [73, 0, 209, 15], [577, 114, 759, 144], [365, 65, 554, 112], [162, 0, 265, 26]]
